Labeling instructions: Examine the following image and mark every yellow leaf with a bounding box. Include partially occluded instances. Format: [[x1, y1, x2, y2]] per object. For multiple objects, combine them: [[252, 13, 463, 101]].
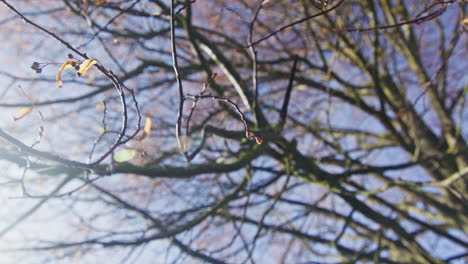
[[96, 0, 109, 6], [113, 149, 137, 162], [56, 60, 79, 88], [12, 107, 34, 121], [78, 59, 97, 77], [141, 117, 152, 140], [254, 134, 263, 144], [462, 18, 468, 26]]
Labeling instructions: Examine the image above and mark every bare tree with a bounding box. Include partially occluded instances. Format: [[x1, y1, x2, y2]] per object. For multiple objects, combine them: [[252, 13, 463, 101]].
[[0, 0, 466, 263]]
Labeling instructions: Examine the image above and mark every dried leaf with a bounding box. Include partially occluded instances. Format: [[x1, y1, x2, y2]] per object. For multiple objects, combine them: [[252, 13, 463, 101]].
[[113, 149, 137, 162], [77, 59, 97, 77], [246, 130, 263, 144], [140, 117, 152, 140], [12, 107, 34, 121], [254, 135, 263, 144], [56, 60, 79, 88], [31, 62, 42, 74], [96, 0, 109, 6]]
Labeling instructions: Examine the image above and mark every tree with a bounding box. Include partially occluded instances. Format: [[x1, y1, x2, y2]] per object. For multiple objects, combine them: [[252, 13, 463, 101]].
[[0, 0, 467, 263]]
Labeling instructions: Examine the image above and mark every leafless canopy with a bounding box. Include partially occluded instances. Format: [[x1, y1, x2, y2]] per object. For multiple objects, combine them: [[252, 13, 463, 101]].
[[0, 0, 467, 263]]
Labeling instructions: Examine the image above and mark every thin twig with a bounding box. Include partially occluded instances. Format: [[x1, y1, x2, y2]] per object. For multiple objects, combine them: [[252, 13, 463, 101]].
[[0, 127, 90, 168], [170, 0, 187, 155], [345, 5, 448, 32], [0, 175, 73, 239], [184, 94, 262, 144], [77, 0, 142, 49], [0, 0, 137, 167], [248, 0, 265, 121], [176, 0, 197, 15], [30, 110, 44, 148], [89, 72, 128, 166], [279, 56, 299, 127], [0, 0, 86, 58], [185, 73, 217, 140], [245, 0, 344, 48]]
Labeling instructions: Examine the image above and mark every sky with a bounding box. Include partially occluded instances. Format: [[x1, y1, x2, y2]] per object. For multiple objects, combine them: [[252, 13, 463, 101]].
[[0, 1, 467, 263]]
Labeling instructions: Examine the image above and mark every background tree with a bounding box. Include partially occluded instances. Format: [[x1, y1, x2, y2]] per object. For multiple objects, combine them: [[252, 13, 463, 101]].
[[0, 0, 467, 263]]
